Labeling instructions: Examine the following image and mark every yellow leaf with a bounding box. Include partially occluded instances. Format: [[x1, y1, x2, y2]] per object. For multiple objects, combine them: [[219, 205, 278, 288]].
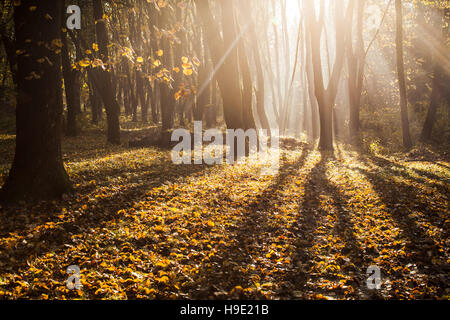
[[158, 0, 167, 8], [192, 57, 200, 66], [78, 59, 91, 67], [156, 276, 169, 284], [155, 261, 168, 268]]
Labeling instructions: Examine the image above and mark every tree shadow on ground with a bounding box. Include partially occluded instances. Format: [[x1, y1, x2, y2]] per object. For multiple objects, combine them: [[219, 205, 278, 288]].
[[283, 151, 368, 299], [190, 147, 312, 298], [368, 155, 449, 191], [358, 154, 448, 231], [355, 156, 447, 296], [0, 159, 216, 276]]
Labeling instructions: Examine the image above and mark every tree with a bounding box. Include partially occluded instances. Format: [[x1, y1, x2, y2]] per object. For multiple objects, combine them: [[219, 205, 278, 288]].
[[346, 0, 365, 144], [91, 0, 121, 144], [158, 3, 176, 131], [237, 20, 256, 131], [1, 0, 72, 202], [420, 7, 446, 142], [61, 22, 81, 137], [305, 0, 352, 151], [195, 0, 245, 130], [395, 0, 413, 150], [241, 0, 271, 135], [0, 1, 17, 87]]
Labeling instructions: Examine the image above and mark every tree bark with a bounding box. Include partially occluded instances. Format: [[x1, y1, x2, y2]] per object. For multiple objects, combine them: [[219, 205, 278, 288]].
[[395, 0, 413, 150], [420, 8, 445, 142], [243, 0, 271, 135], [61, 29, 81, 136], [92, 0, 121, 144], [420, 64, 442, 141], [347, 0, 365, 144], [1, 0, 72, 202], [306, 0, 350, 150], [195, 0, 244, 130], [159, 5, 175, 131], [237, 23, 256, 131]]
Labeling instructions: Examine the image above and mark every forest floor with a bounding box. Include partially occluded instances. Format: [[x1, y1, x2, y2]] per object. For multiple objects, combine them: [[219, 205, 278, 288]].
[[0, 129, 448, 299]]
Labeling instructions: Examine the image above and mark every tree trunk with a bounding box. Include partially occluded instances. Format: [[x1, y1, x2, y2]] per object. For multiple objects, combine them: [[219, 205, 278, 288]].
[[279, 0, 292, 135], [195, 0, 244, 130], [395, 0, 413, 150], [237, 24, 256, 130], [92, 0, 121, 144], [243, 1, 271, 135], [271, 0, 283, 131], [420, 65, 442, 141], [306, 0, 350, 151], [88, 77, 101, 125], [420, 8, 445, 142], [1, 0, 72, 202], [159, 6, 175, 131], [0, 33, 17, 86], [61, 29, 80, 137], [347, 0, 365, 144]]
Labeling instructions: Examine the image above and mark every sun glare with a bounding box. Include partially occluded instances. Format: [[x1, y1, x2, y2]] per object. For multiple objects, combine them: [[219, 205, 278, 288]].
[[286, 0, 301, 23]]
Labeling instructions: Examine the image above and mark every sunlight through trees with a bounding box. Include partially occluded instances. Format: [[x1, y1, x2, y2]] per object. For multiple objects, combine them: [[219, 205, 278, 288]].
[[0, 0, 448, 301]]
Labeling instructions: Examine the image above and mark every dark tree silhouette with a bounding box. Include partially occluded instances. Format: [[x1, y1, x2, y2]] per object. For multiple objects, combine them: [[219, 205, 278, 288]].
[[1, 0, 72, 202]]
